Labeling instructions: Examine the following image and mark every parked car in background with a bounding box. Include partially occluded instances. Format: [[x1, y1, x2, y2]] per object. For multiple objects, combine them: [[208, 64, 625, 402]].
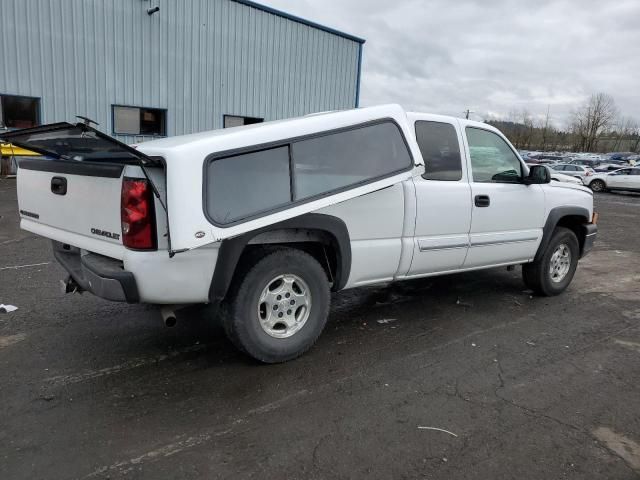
[[606, 152, 635, 161], [550, 163, 595, 183], [528, 154, 565, 164], [588, 167, 640, 193], [527, 164, 582, 185], [594, 160, 629, 172], [626, 154, 639, 166], [569, 158, 601, 168]]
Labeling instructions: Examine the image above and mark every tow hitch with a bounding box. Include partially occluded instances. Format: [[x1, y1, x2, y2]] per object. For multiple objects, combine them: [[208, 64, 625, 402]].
[[61, 275, 84, 295]]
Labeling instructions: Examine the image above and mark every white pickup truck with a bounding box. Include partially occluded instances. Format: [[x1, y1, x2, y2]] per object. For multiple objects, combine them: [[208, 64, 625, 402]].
[[2, 105, 597, 362]]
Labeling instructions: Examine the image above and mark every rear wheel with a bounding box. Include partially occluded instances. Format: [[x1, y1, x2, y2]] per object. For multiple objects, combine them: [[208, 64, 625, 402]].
[[221, 248, 330, 363], [523, 227, 579, 296], [589, 179, 606, 192]]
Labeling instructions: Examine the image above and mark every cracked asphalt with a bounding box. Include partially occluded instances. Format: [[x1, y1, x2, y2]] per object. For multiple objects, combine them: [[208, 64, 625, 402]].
[[1, 179, 639, 479]]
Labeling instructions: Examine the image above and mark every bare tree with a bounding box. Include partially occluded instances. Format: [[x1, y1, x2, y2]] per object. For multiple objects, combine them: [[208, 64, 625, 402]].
[[629, 120, 640, 153], [570, 93, 618, 152], [540, 105, 551, 152]]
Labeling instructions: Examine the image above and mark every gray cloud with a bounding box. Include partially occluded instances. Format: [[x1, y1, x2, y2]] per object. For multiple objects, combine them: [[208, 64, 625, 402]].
[[259, 0, 640, 127]]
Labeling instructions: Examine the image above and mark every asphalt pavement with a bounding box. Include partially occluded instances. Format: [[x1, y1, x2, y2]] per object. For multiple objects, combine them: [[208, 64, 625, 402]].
[[1, 179, 639, 479]]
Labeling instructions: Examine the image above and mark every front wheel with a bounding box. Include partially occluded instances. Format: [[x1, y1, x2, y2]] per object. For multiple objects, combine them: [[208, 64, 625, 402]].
[[221, 248, 331, 363], [589, 179, 606, 192], [522, 227, 579, 296]]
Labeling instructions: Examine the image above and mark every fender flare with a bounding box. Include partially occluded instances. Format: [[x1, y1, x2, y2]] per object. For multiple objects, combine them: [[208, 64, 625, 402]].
[[534, 206, 590, 262], [208, 213, 351, 305]]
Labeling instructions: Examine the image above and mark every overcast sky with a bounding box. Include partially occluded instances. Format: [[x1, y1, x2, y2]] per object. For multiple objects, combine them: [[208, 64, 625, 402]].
[[259, 0, 640, 127]]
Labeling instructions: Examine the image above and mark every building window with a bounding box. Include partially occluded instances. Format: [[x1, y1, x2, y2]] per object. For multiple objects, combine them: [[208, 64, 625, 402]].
[[0, 95, 40, 129], [223, 115, 264, 128], [112, 105, 166, 136]]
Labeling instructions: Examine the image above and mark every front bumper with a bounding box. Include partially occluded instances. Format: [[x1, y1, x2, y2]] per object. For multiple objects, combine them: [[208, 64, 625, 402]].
[[52, 241, 139, 303], [581, 223, 597, 258]]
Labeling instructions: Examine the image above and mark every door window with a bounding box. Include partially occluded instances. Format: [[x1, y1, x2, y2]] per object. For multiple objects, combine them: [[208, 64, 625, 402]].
[[466, 128, 523, 183], [414, 121, 462, 181]]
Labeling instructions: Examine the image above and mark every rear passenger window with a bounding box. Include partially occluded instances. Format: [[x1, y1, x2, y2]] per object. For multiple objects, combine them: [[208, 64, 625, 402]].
[[206, 146, 291, 224], [414, 121, 462, 181], [291, 122, 412, 200]]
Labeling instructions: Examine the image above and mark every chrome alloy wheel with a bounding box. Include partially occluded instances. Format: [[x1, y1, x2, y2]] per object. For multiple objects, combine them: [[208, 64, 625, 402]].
[[257, 274, 312, 339], [549, 243, 571, 283]]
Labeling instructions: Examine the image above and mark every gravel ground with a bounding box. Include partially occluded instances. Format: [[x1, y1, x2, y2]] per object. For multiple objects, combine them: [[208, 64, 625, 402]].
[[0, 179, 639, 479]]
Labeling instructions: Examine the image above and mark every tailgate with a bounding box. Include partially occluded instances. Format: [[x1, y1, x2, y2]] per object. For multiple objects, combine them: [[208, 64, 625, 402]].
[[1, 122, 162, 259], [17, 160, 126, 258]]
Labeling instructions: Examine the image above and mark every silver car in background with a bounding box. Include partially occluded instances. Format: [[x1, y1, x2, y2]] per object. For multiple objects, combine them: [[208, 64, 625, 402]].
[[550, 163, 596, 184]]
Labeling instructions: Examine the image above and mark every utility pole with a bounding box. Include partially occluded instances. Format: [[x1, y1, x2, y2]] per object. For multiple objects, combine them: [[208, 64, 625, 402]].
[[463, 109, 474, 119]]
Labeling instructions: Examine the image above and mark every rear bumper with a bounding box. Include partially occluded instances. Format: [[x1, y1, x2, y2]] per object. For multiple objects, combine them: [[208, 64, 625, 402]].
[[52, 241, 139, 303], [581, 223, 597, 258]]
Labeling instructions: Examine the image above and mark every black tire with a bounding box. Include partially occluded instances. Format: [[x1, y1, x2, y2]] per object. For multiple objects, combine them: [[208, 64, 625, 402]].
[[522, 227, 579, 296], [589, 179, 606, 192], [221, 248, 330, 363]]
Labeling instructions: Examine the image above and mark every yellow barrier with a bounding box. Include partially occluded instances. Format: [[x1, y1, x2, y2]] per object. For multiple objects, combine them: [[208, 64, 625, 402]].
[[1, 143, 39, 157]]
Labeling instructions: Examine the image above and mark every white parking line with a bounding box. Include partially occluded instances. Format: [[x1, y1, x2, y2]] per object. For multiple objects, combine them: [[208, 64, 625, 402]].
[[44, 343, 209, 386], [0, 261, 50, 271], [593, 427, 640, 472], [0, 333, 26, 349], [86, 428, 235, 478], [614, 339, 640, 353], [84, 391, 312, 478]]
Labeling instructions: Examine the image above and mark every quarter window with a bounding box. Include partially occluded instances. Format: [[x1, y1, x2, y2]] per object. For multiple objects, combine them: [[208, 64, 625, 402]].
[[0, 94, 40, 129], [206, 146, 291, 224], [292, 122, 412, 200], [113, 105, 166, 136], [414, 121, 462, 181], [466, 127, 523, 183]]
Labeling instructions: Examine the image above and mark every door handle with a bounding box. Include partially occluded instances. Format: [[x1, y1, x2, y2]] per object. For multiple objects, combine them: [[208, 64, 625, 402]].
[[474, 194, 490, 207], [51, 176, 67, 195]]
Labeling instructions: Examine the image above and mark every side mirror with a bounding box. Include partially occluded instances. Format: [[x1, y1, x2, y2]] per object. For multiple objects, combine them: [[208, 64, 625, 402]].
[[524, 165, 551, 185]]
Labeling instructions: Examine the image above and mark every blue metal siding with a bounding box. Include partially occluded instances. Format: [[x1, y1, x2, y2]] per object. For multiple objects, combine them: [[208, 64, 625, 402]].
[[0, 0, 362, 144]]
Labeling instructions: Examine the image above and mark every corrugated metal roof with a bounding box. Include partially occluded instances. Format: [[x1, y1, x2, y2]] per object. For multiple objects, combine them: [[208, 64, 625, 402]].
[[230, 0, 366, 44]]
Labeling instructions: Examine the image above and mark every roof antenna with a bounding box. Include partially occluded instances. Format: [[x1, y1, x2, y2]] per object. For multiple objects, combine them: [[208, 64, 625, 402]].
[[76, 115, 99, 127]]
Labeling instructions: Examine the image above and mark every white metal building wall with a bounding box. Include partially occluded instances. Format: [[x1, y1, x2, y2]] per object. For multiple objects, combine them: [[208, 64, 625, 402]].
[[0, 0, 364, 143]]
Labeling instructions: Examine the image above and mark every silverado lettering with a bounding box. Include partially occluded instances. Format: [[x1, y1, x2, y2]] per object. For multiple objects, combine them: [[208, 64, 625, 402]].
[[91, 228, 120, 240]]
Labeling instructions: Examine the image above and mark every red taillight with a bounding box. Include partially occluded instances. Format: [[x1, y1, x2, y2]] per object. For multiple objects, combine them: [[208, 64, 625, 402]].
[[121, 177, 157, 250]]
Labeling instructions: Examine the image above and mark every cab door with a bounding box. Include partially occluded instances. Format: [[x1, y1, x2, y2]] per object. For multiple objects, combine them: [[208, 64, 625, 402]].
[[462, 125, 545, 268], [406, 118, 471, 276], [607, 168, 632, 188]]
